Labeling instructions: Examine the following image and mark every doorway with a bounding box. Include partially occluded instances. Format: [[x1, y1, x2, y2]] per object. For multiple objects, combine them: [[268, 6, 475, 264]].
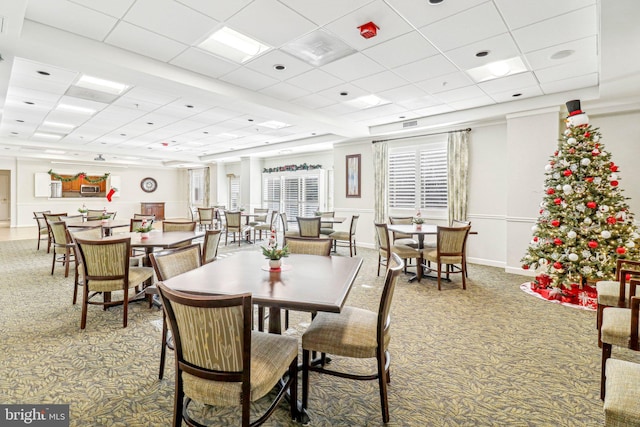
[[0, 170, 10, 226]]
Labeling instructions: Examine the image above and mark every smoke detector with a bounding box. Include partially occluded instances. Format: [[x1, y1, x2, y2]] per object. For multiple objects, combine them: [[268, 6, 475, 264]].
[[94, 154, 106, 161]]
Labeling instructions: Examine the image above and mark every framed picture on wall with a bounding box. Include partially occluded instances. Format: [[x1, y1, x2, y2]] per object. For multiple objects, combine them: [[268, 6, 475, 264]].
[[346, 154, 361, 198]]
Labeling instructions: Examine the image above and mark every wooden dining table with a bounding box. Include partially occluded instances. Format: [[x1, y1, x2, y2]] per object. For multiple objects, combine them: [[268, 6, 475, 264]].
[[67, 219, 130, 237], [159, 251, 363, 334]]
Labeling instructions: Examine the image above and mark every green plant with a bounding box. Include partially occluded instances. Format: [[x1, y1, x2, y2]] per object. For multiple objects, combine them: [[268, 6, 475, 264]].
[[98, 215, 111, 220], [261, 243, 289, 260], [78, 207, 88, 213], [135, 224, 153, 233]]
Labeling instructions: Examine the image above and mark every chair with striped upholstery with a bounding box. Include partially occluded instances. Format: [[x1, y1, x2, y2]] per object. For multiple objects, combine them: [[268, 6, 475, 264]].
[[329, 214, 359, 257], [297, 216, 321, 238], [202, 229, 222, 265], [604, 358, 640, 426], [423, 225, 471, 290], [34, 210, 51, 251]]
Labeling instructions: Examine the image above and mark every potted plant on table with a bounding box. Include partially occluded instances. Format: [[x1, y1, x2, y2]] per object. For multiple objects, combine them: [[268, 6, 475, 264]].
[[135, 218, 153, 239], [412, 211, 424, 230], [261, 227, 289, 270]]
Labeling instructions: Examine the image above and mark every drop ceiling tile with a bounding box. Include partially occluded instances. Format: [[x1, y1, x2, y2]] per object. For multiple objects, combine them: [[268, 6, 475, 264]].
[[477, 72, 538, 95], [535, 58, 597, 84], [444, 33, 521, 70], [316, 102, 361, 116], [244, 50, 313, 80], [416, 71, 474, 95], [316, 84, 368, 103], [434, 85, 487, 103], [540, 73, 599, 94], [170, 48, 239, 79], [363, 31, 439, 69], [10, 74, 73, 96], [446, 94, 495, 110], [323, 0, 414, 51], [71, 0, 136, 18], [291, 93, 336, 109], [43, 110, 92, 126], [525, 36, 597, 71], [219, 67, 280, 91], [279, 0, 374, 26], [393, 55, 458, 83], [174, 0, 252, 21], [344, 103, 405, 122], [106, 22, 188, 62], [419, 2, 507, 52], [7, 87, 61, 104], [494, 0, 595, 30], [512, 6, 597, 53], [11, 58, 79, 90], [25, 0, 118, 41], [383, 0, 488, 29], [377, 84, 428, 103], [286, 69, 344, 92], [123, 0, 218, 45], [321, 53, 386, 82], [259, 82, 311, 101], [226, 0, 316, 47], [396, 95, 442, 110], [489, 85, 544, 103], [351, 70, 409, 93], [190, 107, 244, 123]]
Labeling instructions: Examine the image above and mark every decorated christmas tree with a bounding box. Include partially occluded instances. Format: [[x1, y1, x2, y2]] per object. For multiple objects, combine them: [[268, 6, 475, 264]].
[[521, 100, 639, 292]]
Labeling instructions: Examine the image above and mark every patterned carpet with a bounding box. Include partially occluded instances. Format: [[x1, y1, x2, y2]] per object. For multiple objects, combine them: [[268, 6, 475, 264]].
[[2, 238, 638, 426]]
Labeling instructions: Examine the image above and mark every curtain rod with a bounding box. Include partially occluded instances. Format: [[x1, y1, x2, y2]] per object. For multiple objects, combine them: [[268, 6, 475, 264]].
[[371, 127, 471, 144]]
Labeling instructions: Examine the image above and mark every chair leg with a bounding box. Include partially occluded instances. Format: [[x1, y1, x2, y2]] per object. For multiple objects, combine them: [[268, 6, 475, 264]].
[[601, 343, 612, 400], [461, 260, 467, 290], [51, 252, 56, 275], [302, 349, 310, 410], [288, 358, 298, 421], [377, 255, 382, 276], [159, 312, 168, 379], [437, 263, 442, 290], [258, 306, 265, 332], [123, 288, 129, 328], [80, 285, 88, 330], [377, 347, 390, 423]]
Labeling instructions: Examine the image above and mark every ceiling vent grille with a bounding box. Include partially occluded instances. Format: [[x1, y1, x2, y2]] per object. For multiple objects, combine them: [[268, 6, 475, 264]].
[[402, 120, 418, 128]]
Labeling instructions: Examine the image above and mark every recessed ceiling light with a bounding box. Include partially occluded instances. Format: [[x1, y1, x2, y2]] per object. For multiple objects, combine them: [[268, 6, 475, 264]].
[[147, 122, 154, 125], [274, 64, 286, 71], [428, 0, 444, 4], [475, 50, 489, 57], [120, 133, 127, 136], [248, 118, 254, 122], [551, 49, 575, 60], [185, 104, 194, 108], [512, 93, 522, 97], [258, 120, 291, 129], [199, 26, 270, 63], [37, 70, 50, 76], [76, 75, 128, 95], [16, 119, 24, 123], [10, 132, 18, 135], [24, 101, 34, 105], [466, 57, 527, 83], [56, 103, 96, 115], [340, 91, 349, 96]]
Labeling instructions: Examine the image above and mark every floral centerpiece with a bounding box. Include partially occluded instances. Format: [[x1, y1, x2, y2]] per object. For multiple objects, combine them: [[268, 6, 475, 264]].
[[99, 208, 111, 222], [261, 227, 289, 270], [78, 204, 88, 214], [412, 211, 424, 225], [135, 218, 153, 233]]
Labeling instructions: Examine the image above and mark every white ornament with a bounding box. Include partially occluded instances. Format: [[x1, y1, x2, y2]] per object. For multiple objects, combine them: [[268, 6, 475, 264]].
[[545, 164, 553, 172], [595, 211, 604, 219], [568, 253, 579, 261], [582, 250, 592, 258], [570, 164, 578, 172], [564, 129, 571, 136], [581, 158, 591, 166], [584, 217, 592, 225], [609, 173, 618, 181], [594, 177, 602, 185], [567, 231, 577, 239], [582, 266, 593, 275], [576, 204, 586, 212], [593, 135, 600, 142], [567, 137, 577, 145], [553, 173, 561, 179], [556, 185, 562, 190], [600, 151, 607, 156], [531, 225, 538, 233], [599, 205, 610, 212], [601, 230, 612, 239], [626, 241, 636, 248], [563, 184, 573, 194], [632, 232, 639, 239], [539, 258, 549, 266]]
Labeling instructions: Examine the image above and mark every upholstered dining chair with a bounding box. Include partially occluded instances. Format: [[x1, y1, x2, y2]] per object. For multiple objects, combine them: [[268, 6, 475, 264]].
[[318, 211, 335, 236], [297, 216, 321, 238], [423, 225, 471, 290], [596, 259, 640, 346], [60, 214, 84, 225], [224, 211, 250, 246], [600, 279, 640, 400], [33, 210, 50, 251], [49, 220, 76, 277], [149, 243, 202, 380], [156, 284, 299, 427], [374, 222, 423, 278], [248, 208, 269, 229], [197, 207, 216, 231], [302, 253, 403, 424], [329, 214, 359, 256], [87, 210, 116, 221], [202, 229, 222, 265], [162, 221, 197, 248], [74, 235, 154, 329], [450, 219, 472, 276], [388, 216, 418, 246], [253, 210, 278, 242], [603, 358, 640, 426], [133, 213, 156, 220], [43, 212, 67, 253], [279, 212, 299, 244]]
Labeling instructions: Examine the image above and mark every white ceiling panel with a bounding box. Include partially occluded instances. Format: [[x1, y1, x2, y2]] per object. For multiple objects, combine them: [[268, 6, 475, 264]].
[[419, 2, 507, 52], [416, 72, 474, 95], [316, 84, 368, 103], [226, 0, 316, 47], [219, 67, 279, 91], [434, 85, 488, 103], [444, 33, 521, 71], [105, 22, 188, 62], [71, 0, 136, 18], [174, 0, 252, 21], [494, 0, 595, 30], [489, 85, 544, 103], [170, 48, 239, 79], [291, 93, 336, 110], [540, 73, 599, 94], [352, 71, 409, 93], [525, 36, 598, 71], [446, 94, 496, 110], [378, 84, 428, 103], [535, 58, 598, 84], [393, 55, 458, 82], [478, 72, 538, 95], [286, 69, 344, 92], [384, 0, 489, 29], [259, 82, 311, 101], [244, 50, 313, 81], [321, 53, 385, 82], [396, 95, 442, 111], [279, 0, 374, 26], [362, 31, 439, 69]]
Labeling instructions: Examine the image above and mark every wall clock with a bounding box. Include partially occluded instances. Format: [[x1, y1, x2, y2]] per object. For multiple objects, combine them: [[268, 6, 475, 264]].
[[140, 177, 157, 193]]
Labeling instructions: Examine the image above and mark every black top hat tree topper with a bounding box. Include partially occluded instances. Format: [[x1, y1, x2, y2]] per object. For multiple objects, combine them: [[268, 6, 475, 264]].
[[565, 99, 589, 127]]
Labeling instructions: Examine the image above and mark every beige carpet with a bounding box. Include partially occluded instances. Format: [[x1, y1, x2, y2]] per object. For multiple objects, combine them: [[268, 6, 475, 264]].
[[2, 238, 639, 426]]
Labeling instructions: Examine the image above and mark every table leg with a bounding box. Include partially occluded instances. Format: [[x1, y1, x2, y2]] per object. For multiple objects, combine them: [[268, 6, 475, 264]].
[[268, 307, 282, 334]]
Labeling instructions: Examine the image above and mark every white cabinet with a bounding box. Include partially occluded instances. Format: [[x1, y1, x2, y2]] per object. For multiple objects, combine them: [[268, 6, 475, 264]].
[[34, 173, 51, 197]]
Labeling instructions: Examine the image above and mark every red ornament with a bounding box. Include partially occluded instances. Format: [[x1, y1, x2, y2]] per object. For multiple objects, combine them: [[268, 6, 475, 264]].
[[610, 164, 619, 172], [533, 237, 539, 242], [596, 144, 600, 148], [563, 169, 572, 176], [585, 177, 594, 183], [551, 220, 560, 227], [588, 241, 598, 248], [550, 161, 556, 166], [554, 151, 559, 156], [626, 273, 632, 281], [568, 148, 576, 154], [554, 238, 563, 245], [585, 132, 590, 137], [607, 216, 617, 224], [553, 262, 563, 270], [592, 149, 600, 156], [522, 265, 530, 270], [554, 198, 562, 205], [586, 201, 597, 209], [547, 188, 556, 195], [616, 247, 627, 255], [611, 180, 619, 187]]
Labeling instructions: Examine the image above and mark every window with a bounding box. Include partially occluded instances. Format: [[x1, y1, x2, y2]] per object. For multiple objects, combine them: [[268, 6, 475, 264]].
[[229, 175, 240, 210], [189, 168, 207, 207], [389, 142, 447, 209], [263, 171, 323, 220]]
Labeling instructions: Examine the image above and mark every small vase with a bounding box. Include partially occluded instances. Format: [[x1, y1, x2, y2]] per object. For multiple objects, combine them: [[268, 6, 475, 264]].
[[416, 224, 422, 230], [101, 219, 109, 224], [140, 232, 150, 239], [269, 259, 282, 271]]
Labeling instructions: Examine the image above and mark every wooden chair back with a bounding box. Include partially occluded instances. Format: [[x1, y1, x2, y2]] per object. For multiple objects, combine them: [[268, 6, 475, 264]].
[[202, 229, 222, 264], [149, 243, 202, 281], [389, 216, 414, 240], [297, 216, 321, 238]]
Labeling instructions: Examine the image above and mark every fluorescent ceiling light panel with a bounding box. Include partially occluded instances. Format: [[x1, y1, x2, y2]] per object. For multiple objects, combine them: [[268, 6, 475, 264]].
[[466, 57, 528, 83], [281, 29, 356, 67], [345, 94, 390, 109], [56, 103, 96, 115], [258, 120, 291, 129], [75, 75, 129, 95], [218, 132, 240, 139], [42, 121, 76, 130], [33, 132, 62, 140], [45, 149, 66, 154], [199, 27, 271, 63]]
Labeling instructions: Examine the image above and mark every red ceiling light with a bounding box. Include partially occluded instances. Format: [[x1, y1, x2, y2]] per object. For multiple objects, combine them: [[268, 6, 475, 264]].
[[358, 22, 379, 39]]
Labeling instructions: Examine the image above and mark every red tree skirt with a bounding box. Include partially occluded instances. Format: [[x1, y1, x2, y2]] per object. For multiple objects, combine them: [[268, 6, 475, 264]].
[[520, 282, 597, 311]]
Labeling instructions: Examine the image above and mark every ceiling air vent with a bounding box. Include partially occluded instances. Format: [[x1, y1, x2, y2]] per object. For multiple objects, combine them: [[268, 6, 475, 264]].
[[402, 120, 418, 128]]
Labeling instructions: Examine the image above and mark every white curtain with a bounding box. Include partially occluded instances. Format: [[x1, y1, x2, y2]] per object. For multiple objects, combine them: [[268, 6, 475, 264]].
[[373, 141, 388, 225], [447, 130, 470, 223]]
